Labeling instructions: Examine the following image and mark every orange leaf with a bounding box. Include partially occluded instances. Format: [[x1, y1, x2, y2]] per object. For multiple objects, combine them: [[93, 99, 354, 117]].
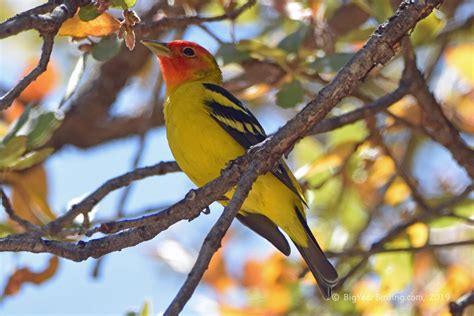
[[202, 248, 235, 293], [20, 58, 58, 102], [3, 100, 25, 123], [58, 13, 120, 38], [3, 256, 59, 296]]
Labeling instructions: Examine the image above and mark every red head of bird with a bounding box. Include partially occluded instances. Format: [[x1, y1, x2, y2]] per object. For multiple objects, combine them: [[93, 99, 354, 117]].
[[141, 40, 222, 94]]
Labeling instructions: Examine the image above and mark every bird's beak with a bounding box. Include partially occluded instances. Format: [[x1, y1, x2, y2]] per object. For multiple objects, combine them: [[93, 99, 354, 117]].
[[141, 40, 171, 57]]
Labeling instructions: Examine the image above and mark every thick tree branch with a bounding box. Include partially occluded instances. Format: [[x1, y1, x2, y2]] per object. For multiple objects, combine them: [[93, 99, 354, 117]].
[[402, 38, 474, 179], [0, 0, 89, 39]]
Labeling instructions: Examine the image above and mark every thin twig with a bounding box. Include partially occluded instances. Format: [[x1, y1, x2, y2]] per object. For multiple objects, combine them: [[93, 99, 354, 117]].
[[327, 239, 474, 258], [164, 167, 259, 315], [0, 187, 38, 232], [0, 33, 55, 110], [41, 161, 180, 236]]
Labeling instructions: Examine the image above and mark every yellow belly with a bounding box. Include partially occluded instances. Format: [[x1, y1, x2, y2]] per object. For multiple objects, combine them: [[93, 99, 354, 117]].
[[164, 82, 307, 245]]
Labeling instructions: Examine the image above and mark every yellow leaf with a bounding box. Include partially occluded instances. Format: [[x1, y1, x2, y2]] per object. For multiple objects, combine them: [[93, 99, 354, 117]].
[[387, 96, 421, 129], [58, 13, 120, 38], [267, 284, 291, 314], [2, 165, 55, 228], [407, 222, 429, 247], [296, 142, 355, 178], [374, 238, 413, 295], [352, 279, 393, 315], [384, 177, 411, 206], [448, 92, 474, 134], [445, 43, 474, 85], [367, 155, 395, 188]]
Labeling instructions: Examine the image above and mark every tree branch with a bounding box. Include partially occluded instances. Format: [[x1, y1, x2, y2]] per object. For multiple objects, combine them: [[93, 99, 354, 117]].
[[327, 239, 474, 258], [0, 0, 89, 110], [0, 187, 38, 232], [449, 291, 474, 316], [402, 38, 474, 179], [41, 161, 180, 236], [164, 167, 259, 315]]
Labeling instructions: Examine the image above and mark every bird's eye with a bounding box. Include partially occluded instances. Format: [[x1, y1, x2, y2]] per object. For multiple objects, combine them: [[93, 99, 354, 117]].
[[183, 47, 196, 57]]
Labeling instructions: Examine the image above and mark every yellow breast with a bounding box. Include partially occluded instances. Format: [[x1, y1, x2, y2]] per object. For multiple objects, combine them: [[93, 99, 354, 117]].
[[164, 81, 307, 245]]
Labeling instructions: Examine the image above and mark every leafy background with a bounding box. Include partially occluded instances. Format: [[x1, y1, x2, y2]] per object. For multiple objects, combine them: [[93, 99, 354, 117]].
[[0, 0, 473, 315]]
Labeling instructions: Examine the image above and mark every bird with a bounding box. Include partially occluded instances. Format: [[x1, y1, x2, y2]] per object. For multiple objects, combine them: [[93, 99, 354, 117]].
[[142, 39, 338, 298]]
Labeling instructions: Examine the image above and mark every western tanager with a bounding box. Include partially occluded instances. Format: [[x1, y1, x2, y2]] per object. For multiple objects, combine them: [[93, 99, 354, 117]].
[[142, 40, 338, 298]]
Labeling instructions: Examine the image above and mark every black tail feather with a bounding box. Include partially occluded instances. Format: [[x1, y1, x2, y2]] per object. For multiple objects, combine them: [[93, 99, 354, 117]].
[[294, 210, 338, 299], [237, 213, 291, 256]]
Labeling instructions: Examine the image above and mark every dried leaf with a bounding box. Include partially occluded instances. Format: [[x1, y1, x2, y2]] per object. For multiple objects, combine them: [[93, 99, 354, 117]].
[[3, 257, 59, 296], [58, 12, 120, 38]]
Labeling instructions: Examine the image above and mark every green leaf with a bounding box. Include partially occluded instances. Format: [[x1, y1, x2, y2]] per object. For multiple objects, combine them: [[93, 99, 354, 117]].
[[0, 136, 28, 168], [277, 23, 309, 54], [411, 11, 446, 46], [429, 217, 462, 228], [354, 0, 392, 23], [338, 26, 375, 43], [237, 40, 288, 66], [0, 223, 16, 238], [338, 188, 368, 233], [307, 53, 353, 73], [276, 79, 305, 108], [92, 34, 121, 62], [453, 199, 474, 218], [60, 54, 87, 107], [216, 43, 251, 65], [6, 148, 54, 170], [2, 106, 31, 145], [110, 0, 137, 9], [26, 111, 63, 149], [370, 0, 392, 23], [373, 238, 413, 295], [328, 120, 368, 147], [79, 4, 100, 21]]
